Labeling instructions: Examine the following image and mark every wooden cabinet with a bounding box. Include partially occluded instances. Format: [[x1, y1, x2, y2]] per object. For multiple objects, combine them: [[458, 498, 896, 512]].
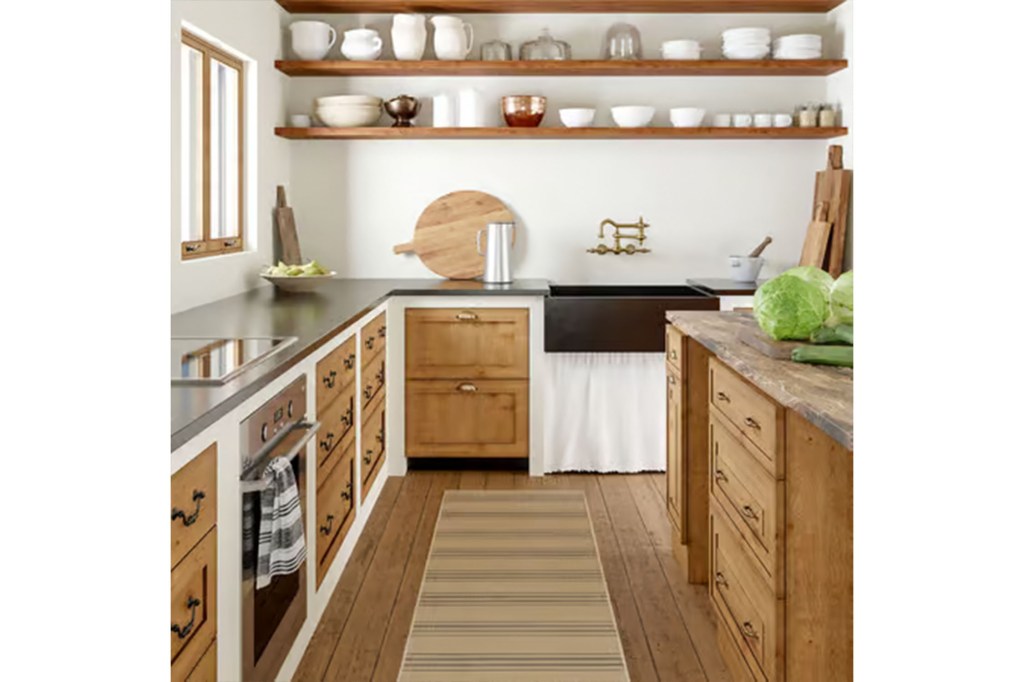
[[185, 641, 217, 682], [317, 382, 356, 481], [316, 441, 356, 587], [361, 397, 386, 499], [405, 308, 529, 459], [709, 358, 784, 476], [666, 324, 683, 372], [665, 362, 684, 539], [361, 311, 387, 368], [362, 349, 386, 411], [316, 335, 357, 410], [171, 443, 217, 682]]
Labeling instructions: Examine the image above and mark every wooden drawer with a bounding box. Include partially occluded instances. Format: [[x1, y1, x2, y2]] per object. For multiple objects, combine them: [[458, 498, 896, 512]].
[[171, 529, 217, 682], [710, 412, 785, 593], [185, 640, 216, 682], [665, 324, 683, 372], [316, 442, 356, 587], [362, 398, 386, 500], [361, 311, 387, 368], [361, 349, 386, 414], [709, 358, 783, 476], [316, 335, 357, 412], [406, 379, 528, 458], [717, 622, 756, 682], [710, 501, 783, 682], [406, 308, 529, 380], [316, 383, 356, 484], [171, 443, 217, 569], [666, 362, 684, 539]]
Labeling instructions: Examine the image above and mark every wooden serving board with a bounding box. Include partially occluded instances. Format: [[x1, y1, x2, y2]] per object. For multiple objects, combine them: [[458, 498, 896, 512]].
[[813, 145, 852, 277], [738, 326, 805, 360], [394, 190, 514, 280], [274, 185, 302, 265]]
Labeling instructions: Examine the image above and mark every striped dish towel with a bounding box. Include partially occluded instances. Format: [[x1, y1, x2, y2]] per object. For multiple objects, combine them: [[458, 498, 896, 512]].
[[256, 456, 306, 589]]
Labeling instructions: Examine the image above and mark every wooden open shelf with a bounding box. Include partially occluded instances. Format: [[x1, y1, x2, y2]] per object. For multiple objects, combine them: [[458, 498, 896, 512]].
[[276, 59, 847, 77], [277, 1, 845, 13], [276, 126, 848, 140]]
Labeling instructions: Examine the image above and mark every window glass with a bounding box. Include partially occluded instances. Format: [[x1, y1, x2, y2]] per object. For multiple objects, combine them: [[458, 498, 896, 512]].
[[181, 44, 204, 243], [210, 59, 240, 240]]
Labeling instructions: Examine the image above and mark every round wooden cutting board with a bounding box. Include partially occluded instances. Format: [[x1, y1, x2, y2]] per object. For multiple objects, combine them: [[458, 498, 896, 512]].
[[393, 190, 515, 280]]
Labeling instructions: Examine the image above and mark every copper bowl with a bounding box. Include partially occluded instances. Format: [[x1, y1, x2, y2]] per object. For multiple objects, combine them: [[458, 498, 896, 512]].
[[502, 95, 547, 127], [384, 95, 420, 127]]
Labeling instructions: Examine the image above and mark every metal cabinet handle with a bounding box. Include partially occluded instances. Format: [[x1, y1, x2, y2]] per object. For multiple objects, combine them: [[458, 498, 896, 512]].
[[668, 375, 676, 385], [670, 349, 678, 360], [171, 490, 206, 527], [365, 336, 375, 350], [343, 354, 355, 370], [171, 596, 201, 639], [741, 622, 759, 640], [323, 370, 337, 389], [744, 416, 761, 431], [740, 505, 760, 520], [184, 243, 202, 253], [319, 432, 335, 452], [716, 391, 730, 403], [364, 452, 373, 465], [340, 405, 353, 429], [375, 431, 384, 445], [455, 311, 478, 321], [714, 571, 728, 587], [341, 481, 352, 501], [222, 238, 239, 248], [714, 470, 728, 483], [378, 325, 387, 338], [320, 514, 335, 536], [364, 384, 374, 400], [458, 383, 478, 393]]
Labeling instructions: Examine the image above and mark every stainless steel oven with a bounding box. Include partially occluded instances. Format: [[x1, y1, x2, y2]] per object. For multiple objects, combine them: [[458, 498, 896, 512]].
[[239, 376, 317, 682]]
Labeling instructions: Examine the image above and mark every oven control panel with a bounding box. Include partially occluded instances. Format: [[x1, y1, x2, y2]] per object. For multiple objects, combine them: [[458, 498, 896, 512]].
[[240, 376, 307, 473]]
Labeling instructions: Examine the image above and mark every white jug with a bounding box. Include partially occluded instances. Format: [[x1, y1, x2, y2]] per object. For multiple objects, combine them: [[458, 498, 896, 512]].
[[431, 16, 473, 60], [341, 28, 382, 61], [392, 14, 427, 61], [289, 21, 337, 60]]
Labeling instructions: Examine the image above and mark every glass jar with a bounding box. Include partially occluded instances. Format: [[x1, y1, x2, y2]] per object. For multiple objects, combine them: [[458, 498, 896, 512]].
[[481, 39, 512, 61], [519, 28, 571, 60], [605, 22, 642, 60]]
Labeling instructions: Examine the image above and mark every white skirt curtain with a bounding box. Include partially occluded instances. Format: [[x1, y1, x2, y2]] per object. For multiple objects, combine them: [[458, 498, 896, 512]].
[[542, 353, 666, 473]]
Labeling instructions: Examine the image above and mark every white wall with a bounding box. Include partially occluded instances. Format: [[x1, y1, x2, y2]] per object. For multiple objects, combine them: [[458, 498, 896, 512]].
[[285, 12, 847, 282], [827, 1, 854, 271], [170, 1, 291, 313]]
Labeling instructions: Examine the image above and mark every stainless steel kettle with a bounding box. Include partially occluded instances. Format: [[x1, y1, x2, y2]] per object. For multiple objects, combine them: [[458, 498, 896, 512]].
[[476, 221, 515, 283]]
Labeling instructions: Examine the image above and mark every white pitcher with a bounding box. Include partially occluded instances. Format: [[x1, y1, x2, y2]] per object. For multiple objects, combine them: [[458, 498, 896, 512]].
[[431, 16, 473, 60], [392, 14, 427, 61]]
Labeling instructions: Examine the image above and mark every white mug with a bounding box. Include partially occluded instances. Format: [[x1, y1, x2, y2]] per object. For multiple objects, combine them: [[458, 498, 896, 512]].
[[289, 114, 312, 127], [341, 28, 383, 61], [733, 113, 753, 127], [289, 21, 337, 60], [712, 113, 732, 127], [754, 113, 773, 127], [773, 113, 794, 127], [432, 16, 474, 60]]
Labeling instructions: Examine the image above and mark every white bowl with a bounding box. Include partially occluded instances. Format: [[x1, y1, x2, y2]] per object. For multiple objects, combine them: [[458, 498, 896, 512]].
[[611, 105, 656, 128], [670, 107, 705, 127], [728, 256, 764, 282], [723, 27, 771, 41], [723, 47, 771, 60], [559, 108, 596, 128], [261, 271, 337, 293], [316, 94, 381, 107], [316, 104, 382, 127]]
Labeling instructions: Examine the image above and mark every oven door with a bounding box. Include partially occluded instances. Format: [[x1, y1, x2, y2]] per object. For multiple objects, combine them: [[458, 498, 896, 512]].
[[240, 420, 317, 682]]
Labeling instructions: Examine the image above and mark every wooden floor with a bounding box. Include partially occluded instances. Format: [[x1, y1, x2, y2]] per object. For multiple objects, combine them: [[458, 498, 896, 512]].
[[294, 471, 729, 682]]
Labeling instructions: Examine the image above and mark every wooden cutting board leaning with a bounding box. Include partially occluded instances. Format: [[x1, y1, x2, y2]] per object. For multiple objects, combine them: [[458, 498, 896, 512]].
[[799, 201, 832, 269], [394, 190, 515, 280], [813, 145, 852, 277], [273, 185, 303, 265]]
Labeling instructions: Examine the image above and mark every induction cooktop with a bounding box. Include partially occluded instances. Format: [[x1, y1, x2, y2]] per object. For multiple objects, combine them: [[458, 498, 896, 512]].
[[171, 336, 297, 386]]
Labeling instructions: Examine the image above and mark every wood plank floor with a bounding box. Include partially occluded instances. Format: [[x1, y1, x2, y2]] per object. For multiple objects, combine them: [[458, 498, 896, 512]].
[[295, 471, 729, 682]]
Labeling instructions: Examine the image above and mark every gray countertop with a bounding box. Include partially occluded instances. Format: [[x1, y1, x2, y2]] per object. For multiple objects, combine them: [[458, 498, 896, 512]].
[[171, 278, 549, 451], [667, 311, 852, 450]]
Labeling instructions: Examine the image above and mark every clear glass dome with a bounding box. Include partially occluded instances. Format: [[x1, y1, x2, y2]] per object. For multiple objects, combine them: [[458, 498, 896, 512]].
[[604, 22, 643, 60]]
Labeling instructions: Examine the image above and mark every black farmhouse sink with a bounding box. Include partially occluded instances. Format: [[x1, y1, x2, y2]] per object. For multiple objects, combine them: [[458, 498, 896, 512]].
[[545, 284, 720, 352]]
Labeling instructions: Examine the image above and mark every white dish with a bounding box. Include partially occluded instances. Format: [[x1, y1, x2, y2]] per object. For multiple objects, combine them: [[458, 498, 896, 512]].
[[316, 95, 381, 106], [722, 27, 770, 41], [316, 104, 382, 127], [723, 48, 771, 60], [559, 108, 597, 128], [775, 34, 822, 44], [261, 271, 337, 293], [611, 105, 656, 128], [670, 107, 705, 127], [289, 114, 312, 127]]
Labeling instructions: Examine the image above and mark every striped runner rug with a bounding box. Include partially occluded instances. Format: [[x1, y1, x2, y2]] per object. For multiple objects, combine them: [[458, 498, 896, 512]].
[[398, 490, 629, 682]]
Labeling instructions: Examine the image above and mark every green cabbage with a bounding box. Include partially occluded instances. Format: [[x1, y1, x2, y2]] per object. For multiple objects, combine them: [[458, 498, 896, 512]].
[[782, 265, 833, 299], [754, 274, 829, 341], [830, 271, 853, 325]]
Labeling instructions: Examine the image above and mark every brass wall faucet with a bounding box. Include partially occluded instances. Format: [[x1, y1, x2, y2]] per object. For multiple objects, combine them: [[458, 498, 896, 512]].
[[588, 217, 651, 255]]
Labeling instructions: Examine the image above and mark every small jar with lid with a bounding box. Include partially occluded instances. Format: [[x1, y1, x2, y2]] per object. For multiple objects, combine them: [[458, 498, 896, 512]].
[[797, 103, 819, 128], [519, 29, 571, 60], [818, 104, 837, 127]]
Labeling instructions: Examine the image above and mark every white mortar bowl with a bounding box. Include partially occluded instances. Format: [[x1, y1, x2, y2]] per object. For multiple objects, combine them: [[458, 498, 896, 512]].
[[729, 256, 765, 282], [611, 106, 656, 128], [670, 107, 706, 127], [559, 108, 597, 128]]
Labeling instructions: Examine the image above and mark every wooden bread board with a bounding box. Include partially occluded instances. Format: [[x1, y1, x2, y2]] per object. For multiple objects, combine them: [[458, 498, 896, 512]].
[[273, 185, 302, 265], [738, 326, 805, 360], [814, 145, 852, 277]]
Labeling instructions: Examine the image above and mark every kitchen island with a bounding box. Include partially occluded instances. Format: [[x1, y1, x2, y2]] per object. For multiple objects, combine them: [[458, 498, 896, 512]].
[[665, 311, 852, 682]]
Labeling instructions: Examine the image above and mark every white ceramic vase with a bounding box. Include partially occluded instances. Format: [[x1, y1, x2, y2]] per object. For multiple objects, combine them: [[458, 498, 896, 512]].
[[392, 14, 427, 61], [431, 16, 474, 60], [341, 28, 383, 61]]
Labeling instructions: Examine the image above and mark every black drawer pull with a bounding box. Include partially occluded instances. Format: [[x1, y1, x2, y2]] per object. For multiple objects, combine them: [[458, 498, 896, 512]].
[[341, 481, 352, 501], [740, 505, 760, 520], [378, 325, 387, 338], [171, 490, 206, 527], [364, 451, 373, 465], [320, 514, 335, 536], [365, 336, 375, 350], [320, 433, 335, 452], [343, 353, 355, 370], [171, 596, 201, 639], [743, 416, 761, 431], [714, 571, 728, 588], [741, 622, 759, 640], [716, 391, 730, 403], [340, 405, 353, 428], [376, 365, 386, 385], [323, 370, 337, 389], [364, 384, 374, 400], [714, 469, 728, 483]]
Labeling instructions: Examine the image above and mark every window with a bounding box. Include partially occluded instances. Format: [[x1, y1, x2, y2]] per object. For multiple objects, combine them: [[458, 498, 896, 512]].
[[180, 29, 245, 260]]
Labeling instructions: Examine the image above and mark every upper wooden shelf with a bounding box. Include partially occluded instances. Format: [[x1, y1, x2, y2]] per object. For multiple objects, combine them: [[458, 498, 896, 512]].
[[276, 1, 845, 13], [276, 59, 847, 77], [276, 126, 848, 140]]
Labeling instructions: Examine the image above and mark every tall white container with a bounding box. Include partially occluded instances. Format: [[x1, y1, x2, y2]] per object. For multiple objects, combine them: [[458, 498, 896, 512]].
[[433, 93, 455, 127], [391, 14, 427, 61], [457, 87, 486, 127]]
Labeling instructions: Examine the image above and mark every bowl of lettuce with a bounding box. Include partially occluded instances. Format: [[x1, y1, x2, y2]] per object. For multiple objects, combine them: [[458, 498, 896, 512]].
[[261, 260, 336, 293]]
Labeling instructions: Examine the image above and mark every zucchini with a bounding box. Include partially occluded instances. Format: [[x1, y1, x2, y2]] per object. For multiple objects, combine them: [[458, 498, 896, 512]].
[[810, 324, 853, 345], [792, 345, 853, 368]]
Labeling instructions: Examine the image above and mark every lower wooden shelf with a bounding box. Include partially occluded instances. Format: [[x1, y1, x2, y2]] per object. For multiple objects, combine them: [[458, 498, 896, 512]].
[[275, 126, 848, 140]]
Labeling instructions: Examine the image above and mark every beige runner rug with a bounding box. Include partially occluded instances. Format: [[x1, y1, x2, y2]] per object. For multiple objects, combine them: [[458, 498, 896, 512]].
[[398, 490, 629, 682]]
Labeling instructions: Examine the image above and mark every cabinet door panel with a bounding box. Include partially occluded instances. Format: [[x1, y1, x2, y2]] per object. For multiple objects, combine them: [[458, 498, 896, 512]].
[[666, 363, 684, 539], [406, 379, 528, 458], [406, 308, 528, 379]]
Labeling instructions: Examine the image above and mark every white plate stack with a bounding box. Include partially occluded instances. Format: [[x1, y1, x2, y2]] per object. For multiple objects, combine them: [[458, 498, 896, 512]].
[[773, 34, 823, 59], [722, 27, 771, 60]]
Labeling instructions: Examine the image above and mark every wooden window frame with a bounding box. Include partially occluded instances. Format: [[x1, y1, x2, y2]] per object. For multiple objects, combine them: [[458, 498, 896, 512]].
[[181, 29, 246, 261]]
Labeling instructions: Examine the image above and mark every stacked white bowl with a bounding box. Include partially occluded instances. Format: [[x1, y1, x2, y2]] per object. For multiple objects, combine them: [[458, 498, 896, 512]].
[[315, 95, 382, 127], [722, 27, 771, 60], [773, 34, 823, 59], [661, 39, 702, 60]]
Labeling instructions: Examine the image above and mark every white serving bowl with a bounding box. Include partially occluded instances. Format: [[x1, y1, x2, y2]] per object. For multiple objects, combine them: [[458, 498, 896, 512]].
[[316, 104, 381, 127], [661, 39, 702, 59], [728, 256, 764, 282], [559, 108, 597, 128], [723, 27, 771, 41], [316, 94, 381, 107], [611, 105, 656, 128], [670, 107, 705, 127], [723, 46, 771, 60], [261, 271, 337, 293]]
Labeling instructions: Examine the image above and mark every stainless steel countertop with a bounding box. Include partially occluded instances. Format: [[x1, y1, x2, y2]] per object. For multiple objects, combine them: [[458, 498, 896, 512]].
[[171, 278, 549, 451]]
